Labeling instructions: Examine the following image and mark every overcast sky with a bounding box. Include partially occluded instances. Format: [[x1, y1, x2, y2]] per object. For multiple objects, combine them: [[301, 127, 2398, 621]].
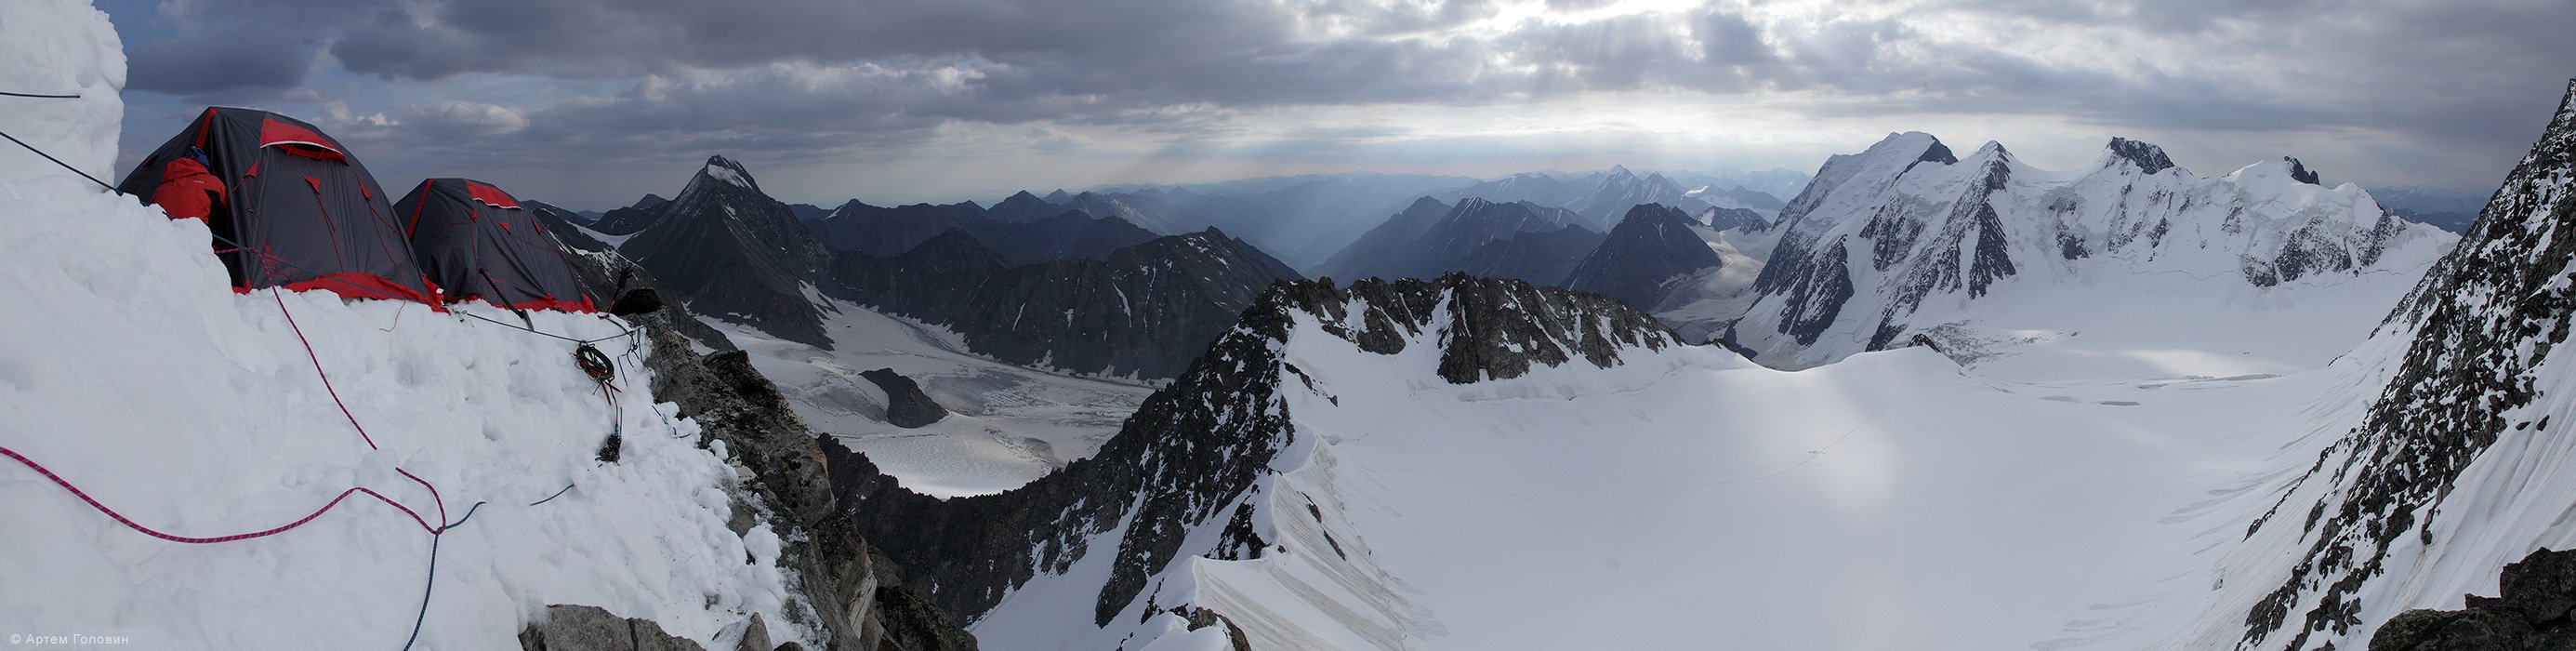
[[95, 0, 2575, 210]]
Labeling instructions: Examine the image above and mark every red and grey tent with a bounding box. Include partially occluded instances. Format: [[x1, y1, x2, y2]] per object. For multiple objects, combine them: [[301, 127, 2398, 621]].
[[398, 179, 598, 312], [117, 107, 438, 304]]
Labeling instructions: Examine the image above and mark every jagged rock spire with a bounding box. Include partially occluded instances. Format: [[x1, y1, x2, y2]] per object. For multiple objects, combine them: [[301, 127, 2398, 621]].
[[2106, 137, 2175, 175]]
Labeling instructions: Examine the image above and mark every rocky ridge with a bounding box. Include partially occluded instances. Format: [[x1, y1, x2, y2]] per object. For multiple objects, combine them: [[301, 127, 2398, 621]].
[[825, 274, 1679, 631], [2243, 80, 2576, 650]]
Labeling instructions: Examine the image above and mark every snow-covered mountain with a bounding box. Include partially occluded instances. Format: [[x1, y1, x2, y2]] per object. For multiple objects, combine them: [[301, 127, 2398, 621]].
[[1717, 132, 2454, 371], [788, 80, 2576, 651], [621, 155, 838, 347], [1562, 166, 1696, 227]]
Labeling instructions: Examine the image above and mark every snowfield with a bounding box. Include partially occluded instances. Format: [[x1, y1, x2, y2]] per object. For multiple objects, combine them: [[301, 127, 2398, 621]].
[[967, 299, 2361, 648], [974, 278, 2570, 650], [0, 3, 803, 647], [713, 300, 1154, 498]]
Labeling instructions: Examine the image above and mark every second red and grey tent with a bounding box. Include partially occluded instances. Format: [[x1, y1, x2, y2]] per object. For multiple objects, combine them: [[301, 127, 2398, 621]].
[[398, 179, 598, 312]]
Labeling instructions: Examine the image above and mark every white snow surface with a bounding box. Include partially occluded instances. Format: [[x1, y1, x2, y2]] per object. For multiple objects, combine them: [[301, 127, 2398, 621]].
[[711, 301, 1154, 498], [0, 8, 803, 647], [0, 1, 122, 187], [973, 279, 2573, 650]]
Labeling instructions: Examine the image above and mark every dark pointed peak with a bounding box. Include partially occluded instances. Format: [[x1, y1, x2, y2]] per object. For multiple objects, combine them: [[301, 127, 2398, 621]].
[[694, 154, 760, 192], [631, 193, 669, 210], [2105, 137, 2175, 175], [2553, 78, 2576, 140], [1619, 202, 1689, 219], [1607, 164, 1635, 177], [1042, 189, 1073, 203], [2284, 157, 2321, 185], [1405, 196, 1449, 211], [1003, 190, 1044, 203]]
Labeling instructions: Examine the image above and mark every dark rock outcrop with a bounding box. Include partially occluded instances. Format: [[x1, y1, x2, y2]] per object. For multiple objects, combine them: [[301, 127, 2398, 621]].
[[516, 604, 703, 651], [827, 274, 1676, 628], [859, 368, 948, 428], [2241, 80, 2576, 649], [1563, 203, 1724, 311], [2106, 137, 2176, 175], [2370, 549, 2576, 651], [2287, 156, 2323, 185]]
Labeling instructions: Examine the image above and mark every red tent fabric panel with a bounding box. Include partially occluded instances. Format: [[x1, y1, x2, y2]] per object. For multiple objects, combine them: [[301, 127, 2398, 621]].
[[465, 182, 522, 209], [258, 118, 343, 158]]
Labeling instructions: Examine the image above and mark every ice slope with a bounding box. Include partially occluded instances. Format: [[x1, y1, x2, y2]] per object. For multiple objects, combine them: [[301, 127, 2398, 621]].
[[0, 4, 802, 646], [1716, 133, 2452, 377], [712, 299, 1153, 498]]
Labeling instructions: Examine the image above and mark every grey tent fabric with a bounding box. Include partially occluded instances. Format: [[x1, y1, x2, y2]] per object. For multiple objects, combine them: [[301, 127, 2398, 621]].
[[397, 179, 598, 312], [119, 107, 437, 303]]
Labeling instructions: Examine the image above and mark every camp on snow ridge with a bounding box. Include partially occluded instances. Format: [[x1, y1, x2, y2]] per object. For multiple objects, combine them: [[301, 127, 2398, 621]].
[[117, 106, 596, 314]]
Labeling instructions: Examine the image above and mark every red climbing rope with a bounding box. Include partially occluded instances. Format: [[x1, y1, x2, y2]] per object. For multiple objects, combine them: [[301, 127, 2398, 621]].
[[275, 288, 380, 450], [273, 289, 449, 524], [0, 445, 442, 542]]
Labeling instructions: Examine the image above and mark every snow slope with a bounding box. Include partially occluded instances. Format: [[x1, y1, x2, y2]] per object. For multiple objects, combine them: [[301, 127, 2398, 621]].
[[0, 5, 803, 647]]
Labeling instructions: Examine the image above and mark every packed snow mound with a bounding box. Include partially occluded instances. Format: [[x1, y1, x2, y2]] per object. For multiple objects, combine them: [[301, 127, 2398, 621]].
[[0, 8, 803, 647], [0, 0, 121, 185], [1717, 132, 2454, 374]]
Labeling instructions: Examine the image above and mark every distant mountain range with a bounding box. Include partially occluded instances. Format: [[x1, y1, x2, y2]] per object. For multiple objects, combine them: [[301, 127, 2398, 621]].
[[568, 156, 1300, 379], [1318, 198, 1727, 312]]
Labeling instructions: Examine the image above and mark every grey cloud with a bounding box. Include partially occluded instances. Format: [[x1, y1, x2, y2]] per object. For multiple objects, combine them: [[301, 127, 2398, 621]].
[[102, 0, 2576, 205], [125, 30, 310, 95]]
